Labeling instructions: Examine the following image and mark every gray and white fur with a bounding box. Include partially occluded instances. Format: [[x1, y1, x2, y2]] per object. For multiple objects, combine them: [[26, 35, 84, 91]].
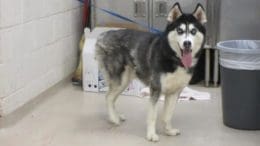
[[95, 3, 207, 142]]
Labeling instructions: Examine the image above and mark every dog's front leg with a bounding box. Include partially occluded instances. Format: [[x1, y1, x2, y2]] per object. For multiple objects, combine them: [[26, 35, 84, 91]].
[[162, 92, 181, 136], [146, 89, 160, 142]]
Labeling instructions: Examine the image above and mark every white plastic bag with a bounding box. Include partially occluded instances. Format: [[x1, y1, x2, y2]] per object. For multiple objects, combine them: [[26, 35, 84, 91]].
[[217, 40, 260, 70]]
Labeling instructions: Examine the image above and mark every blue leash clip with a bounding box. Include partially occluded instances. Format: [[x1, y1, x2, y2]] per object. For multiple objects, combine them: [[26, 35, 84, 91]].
[[78, 0, 162, 34]]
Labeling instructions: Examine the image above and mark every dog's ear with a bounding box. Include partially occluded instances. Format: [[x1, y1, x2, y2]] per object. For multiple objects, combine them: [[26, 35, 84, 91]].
[[193, 3, 207, 24], [167, 2, 183, 23]]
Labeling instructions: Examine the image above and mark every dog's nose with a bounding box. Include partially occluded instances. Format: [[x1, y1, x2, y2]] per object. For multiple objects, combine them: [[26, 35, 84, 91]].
[[183, 41, 191, 49]]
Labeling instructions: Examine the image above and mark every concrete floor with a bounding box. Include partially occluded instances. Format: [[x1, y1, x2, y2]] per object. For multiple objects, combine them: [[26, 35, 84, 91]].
[[0, 81, 259, 146]]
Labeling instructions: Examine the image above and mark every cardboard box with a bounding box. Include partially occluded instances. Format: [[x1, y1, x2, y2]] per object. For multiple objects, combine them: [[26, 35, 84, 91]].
[[83, 27, 145, 96]]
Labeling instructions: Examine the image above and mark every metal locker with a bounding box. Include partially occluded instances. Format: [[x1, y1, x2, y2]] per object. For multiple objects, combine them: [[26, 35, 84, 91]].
[[91, 0, 150, 30]]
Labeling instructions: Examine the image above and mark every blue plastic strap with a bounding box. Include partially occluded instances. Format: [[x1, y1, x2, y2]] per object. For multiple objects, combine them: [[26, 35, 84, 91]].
[[78, 0, 162, 34]]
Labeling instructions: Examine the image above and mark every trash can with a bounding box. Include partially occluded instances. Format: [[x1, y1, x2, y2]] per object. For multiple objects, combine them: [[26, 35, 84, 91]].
[[217, 40, 260, 130]]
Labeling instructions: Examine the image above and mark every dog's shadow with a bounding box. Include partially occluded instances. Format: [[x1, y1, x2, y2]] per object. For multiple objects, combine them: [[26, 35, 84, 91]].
[[74, 105, 147, 139]]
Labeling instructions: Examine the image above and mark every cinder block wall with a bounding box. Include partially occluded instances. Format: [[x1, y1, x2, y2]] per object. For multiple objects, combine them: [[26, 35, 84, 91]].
[[0, 0, 83, 116]]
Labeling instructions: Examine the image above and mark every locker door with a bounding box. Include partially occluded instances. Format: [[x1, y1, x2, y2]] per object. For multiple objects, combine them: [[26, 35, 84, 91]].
[[219, 0, 260, 41], [91, 0, 149, 30]]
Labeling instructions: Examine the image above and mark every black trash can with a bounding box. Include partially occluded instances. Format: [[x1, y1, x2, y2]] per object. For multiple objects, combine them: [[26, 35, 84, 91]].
[[217, 40, 260, 130]]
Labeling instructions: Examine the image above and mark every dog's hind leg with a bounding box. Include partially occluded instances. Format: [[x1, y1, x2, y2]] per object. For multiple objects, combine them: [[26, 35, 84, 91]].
[[146, 88, 160, 142], [106, 66, 133, 125], [162, 92, 181, 136]]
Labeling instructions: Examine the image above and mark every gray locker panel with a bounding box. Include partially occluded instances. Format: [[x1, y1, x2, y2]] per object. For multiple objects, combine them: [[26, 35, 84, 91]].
[[206, 0, 220, 47], [92, 0, 149, 30], [219, 0, 260, 41]]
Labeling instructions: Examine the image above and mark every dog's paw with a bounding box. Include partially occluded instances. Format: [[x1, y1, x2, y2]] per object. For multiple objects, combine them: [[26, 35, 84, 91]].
[[165, 128, 181, 136], [146, 133, 159, 142], [109, 114, 126, 125], [109, 116, 121, 126], [119, 114, 126, 121]]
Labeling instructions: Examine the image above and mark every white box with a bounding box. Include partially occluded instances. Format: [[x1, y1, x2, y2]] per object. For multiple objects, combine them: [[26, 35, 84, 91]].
[[83, 27, 145, 96]]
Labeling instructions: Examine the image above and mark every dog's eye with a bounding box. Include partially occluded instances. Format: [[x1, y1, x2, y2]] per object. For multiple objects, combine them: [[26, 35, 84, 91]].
[[177, 28, 184, 35], [190, 29, 197, 35]]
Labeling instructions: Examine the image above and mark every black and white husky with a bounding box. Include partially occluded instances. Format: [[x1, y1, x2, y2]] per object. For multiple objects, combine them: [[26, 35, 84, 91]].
[[95, 3, 207, 142]]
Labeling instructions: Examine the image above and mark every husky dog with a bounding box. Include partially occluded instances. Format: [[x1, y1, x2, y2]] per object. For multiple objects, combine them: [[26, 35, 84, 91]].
[[95, 3, 207, 142]]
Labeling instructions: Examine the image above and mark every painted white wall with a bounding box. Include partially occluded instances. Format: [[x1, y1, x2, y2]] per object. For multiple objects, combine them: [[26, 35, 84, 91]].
[[0, 0, 83, 115]]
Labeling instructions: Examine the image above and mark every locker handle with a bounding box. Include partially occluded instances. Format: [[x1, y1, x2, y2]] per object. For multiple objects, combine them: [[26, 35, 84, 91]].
[[134, 3, 138, 16], [135, 3, 137, 13], [155, 1, 167, 17], [134, 0, 146, 17]]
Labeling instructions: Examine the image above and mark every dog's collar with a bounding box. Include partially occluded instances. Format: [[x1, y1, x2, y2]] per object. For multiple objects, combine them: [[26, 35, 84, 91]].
[[179, 61, 194, 74], [179, 62, 191, 69], [179, 62, 185, 68]]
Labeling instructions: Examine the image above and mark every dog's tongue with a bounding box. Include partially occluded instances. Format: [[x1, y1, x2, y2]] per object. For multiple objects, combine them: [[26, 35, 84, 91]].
[[181, 52, 192, 68]]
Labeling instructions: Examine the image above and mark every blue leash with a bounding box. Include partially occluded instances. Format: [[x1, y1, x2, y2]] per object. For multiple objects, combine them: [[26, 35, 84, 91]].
[[78, 0, 162, 34]]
